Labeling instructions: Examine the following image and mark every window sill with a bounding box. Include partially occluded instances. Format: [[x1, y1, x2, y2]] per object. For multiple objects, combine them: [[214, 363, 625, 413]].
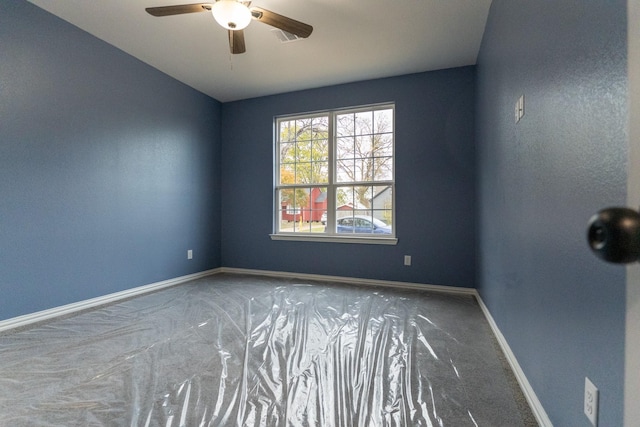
[[269, 234, 398, 245]]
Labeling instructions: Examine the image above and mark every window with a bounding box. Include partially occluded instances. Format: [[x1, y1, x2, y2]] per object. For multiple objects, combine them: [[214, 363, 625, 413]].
[[273, 104, 395, 244]]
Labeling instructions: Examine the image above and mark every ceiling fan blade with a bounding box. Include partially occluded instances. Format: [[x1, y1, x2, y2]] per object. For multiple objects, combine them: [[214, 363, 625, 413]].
[[250, 7, 313, 38], [229, 30, 246, 54], [145, 3, 212, 17]]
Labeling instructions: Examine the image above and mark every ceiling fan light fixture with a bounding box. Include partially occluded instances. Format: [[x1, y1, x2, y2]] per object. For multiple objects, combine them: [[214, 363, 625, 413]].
[[211, 0, 252, 30]]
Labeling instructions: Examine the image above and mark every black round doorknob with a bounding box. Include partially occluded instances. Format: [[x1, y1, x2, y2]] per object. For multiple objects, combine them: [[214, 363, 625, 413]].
[[587, 207, 640, 264]]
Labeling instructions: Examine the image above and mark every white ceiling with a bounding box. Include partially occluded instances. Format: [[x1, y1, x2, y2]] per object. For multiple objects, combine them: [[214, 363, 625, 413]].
[[28, 0, 492, 102]]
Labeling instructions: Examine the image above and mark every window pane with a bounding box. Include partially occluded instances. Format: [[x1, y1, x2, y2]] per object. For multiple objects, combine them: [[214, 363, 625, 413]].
[[295, 140, 310, 162], [336, 117, 393, 184], [311, 139, 329, 185], [278, 187, 327, 233], [371, 186, 393, 228], [336, 159, 355, 183], [279, 142, 295, 169], [312, 161, 329, 184], [280, 120, 296, 143], [296, 118, 312, 141], [278, 118, 329, 186], [355, 111, 373, 136], [355, 135, 372, 158], [374, 109, 393, 133], [311, 116, 329, 137], [336, 185, 371, 212], [312, 139, 329, 162], [373, 134, 393, 157], [336, 137, 353, 160], [335, 185, 393, 235], [336, 113, 354, 137], [279, 163, 295, 185], [372, 156, 393, 181]]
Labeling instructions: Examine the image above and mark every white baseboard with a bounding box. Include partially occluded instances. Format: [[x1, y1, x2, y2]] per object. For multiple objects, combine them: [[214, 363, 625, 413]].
[[218, 267, 477, 295], [476, 294, 553, 427], [0, 266, 550, 426], [0, 268, 221, 333]]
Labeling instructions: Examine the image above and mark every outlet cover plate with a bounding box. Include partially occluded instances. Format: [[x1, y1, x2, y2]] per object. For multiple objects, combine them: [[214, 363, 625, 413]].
[[584, 377, 599, 426], [515, 94, 525, 123]]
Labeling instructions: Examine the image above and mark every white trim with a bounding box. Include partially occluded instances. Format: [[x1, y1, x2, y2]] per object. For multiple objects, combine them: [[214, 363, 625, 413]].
[[0, 269, 221, 333], [476, 294, 553, 427], [269, 234, 398, 245], [624, 266, 640, 427], [219, 267, 474, 295]]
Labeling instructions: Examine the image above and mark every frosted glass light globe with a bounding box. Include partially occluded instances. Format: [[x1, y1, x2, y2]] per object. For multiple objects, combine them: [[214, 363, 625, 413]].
[[211, 0, 252, 30]]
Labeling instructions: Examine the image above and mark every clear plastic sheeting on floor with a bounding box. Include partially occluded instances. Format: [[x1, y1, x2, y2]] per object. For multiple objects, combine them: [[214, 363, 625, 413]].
[[0, 274, 534, 426]]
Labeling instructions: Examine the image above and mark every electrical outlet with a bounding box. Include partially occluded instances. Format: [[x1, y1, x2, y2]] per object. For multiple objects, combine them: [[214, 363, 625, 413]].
[[187, 250, 193, 260], [404, 255, 411, 266], [584, 377, 599, 426], [515, 94, 525, 123]]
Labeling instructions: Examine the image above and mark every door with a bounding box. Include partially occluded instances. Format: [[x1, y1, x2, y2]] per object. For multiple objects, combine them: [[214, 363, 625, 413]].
[[625, 1, 640, 425]]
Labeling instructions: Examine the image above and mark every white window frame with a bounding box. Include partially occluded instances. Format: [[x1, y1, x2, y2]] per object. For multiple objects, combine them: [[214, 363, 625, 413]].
[[271, 103, 397, 245]]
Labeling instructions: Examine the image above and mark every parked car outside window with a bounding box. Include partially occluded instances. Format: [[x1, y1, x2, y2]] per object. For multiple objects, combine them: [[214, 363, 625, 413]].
[[321, 212, 327, 225], [336, 215, 391, 234]]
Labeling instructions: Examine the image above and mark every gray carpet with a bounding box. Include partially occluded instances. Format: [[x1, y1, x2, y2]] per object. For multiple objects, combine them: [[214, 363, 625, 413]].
[[0, 273, 537, 426]]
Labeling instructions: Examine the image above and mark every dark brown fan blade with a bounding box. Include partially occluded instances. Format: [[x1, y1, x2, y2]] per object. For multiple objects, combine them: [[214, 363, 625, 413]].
[[250, 6, 313, 38], [145, 3, 212, 17], [229, 30, 246, 54]]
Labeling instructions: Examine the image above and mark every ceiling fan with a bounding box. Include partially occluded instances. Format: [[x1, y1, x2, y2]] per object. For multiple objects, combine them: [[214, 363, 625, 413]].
[[145, 1, 313, 54]]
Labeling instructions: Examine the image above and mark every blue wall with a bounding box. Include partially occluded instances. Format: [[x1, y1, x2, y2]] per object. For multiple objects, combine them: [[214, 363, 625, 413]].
[[476, 1, 627, 425], [4, 0, 628, 422], [221, 68, 477, 287], [0, 1, 222, 321]]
